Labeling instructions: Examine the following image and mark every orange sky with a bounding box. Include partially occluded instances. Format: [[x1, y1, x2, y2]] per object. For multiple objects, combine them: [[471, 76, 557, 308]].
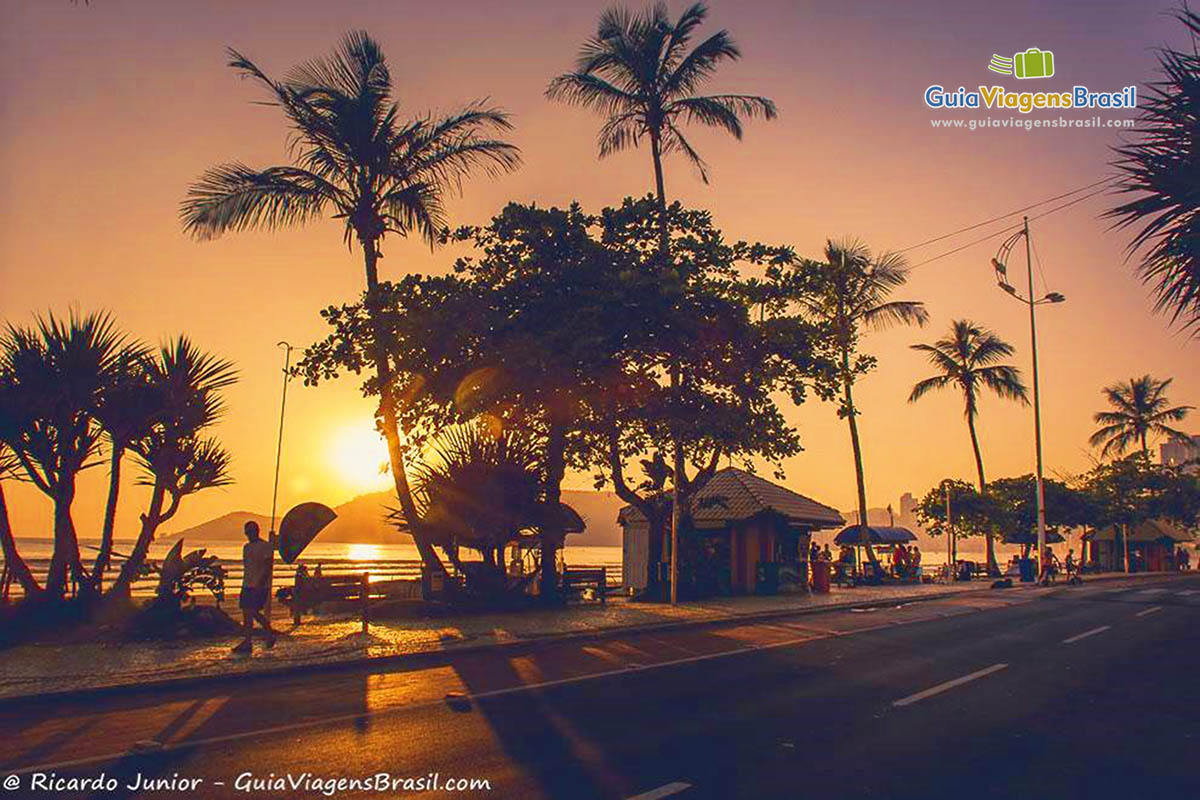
[[1, 0, 1196, 541]]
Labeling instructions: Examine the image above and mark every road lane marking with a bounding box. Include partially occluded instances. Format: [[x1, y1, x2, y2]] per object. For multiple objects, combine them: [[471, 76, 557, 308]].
[[1134, 589, 1167, 596], [892, 663, 1008, 707], [1176, 590, 1199, 596], [1062, 625, 1111, 644], [625, 781, 693, 800], [1136, 606, 1163, 617]]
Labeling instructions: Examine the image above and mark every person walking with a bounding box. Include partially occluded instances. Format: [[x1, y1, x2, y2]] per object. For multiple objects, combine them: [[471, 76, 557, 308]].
[[233, 521, 277, 654]]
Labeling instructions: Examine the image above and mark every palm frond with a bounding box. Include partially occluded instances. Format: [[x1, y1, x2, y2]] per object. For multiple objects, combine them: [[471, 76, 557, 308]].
[[907, 374, 951, 403], [180, 163, 338, 240], [862, 300, 929, 331]]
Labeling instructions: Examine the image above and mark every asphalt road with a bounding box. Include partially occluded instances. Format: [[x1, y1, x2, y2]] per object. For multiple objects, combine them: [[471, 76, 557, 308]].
[[2, 574, 1197, 800]]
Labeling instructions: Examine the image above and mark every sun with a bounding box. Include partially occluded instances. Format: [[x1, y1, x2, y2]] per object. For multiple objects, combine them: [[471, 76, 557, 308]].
[[329, 424, 392, 494]]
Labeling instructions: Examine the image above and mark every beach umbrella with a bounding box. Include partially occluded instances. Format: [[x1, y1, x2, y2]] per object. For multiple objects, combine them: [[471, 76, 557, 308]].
[[277, 502, 337, 563]]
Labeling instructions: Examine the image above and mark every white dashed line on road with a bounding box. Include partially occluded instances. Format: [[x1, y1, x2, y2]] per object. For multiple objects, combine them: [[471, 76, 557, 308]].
[[1136, 606, 1163, 617], [1175, 590, 1199, 597], [626, 781, 693, 800], [1062, 625, 1111, 644], [892, 663, 1009, 707]]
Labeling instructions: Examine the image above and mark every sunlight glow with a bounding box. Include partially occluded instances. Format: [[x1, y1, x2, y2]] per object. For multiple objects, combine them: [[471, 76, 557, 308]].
[[329, 424, 392, 494]]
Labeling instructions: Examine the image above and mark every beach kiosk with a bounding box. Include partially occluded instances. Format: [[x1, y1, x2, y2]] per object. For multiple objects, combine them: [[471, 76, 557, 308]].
[[618, 467, 844, 598], [1083, 519, 1195, 572]]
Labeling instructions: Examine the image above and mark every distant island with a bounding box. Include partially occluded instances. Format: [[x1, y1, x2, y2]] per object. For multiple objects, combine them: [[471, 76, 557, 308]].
[[162, 488, 627, 548]]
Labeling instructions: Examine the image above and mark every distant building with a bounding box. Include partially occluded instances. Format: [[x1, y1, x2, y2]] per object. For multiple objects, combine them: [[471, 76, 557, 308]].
[[1161, 435, 1199, 470]]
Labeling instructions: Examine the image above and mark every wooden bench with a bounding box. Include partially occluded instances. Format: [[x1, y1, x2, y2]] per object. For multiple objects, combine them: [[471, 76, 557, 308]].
[[290, 572, 378, 632], [562, 568, 607, 604]]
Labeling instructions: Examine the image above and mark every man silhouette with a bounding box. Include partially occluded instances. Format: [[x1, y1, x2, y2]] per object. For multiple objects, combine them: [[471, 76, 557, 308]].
[[233, 521, 277, 654]]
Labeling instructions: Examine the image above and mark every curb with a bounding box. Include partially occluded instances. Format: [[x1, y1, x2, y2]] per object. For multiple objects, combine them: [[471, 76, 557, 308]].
[[0, 571, 1181, 708]]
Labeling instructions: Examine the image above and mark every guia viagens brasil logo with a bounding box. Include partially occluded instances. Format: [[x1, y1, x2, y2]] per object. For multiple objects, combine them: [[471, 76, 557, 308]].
[[924, 47, 1135, 113]]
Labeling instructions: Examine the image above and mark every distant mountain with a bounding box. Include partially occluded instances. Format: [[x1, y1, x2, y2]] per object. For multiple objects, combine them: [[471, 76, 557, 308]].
[[163, 488, 625, 548]]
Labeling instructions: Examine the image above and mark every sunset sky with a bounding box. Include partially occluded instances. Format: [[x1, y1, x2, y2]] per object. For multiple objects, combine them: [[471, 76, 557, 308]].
[[1, 0, 1196, 541]]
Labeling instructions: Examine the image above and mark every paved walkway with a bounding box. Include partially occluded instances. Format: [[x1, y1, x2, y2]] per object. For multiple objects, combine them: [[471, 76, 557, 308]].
[[0, 574, 1166, 701]]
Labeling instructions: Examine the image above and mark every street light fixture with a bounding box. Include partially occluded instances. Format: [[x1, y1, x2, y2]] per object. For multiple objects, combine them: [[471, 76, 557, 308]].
[[990, 217, 1064, 583]]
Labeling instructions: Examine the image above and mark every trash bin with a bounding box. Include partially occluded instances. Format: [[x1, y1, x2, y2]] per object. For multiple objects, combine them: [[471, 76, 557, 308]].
[[1018, 558, 1036, 582], [756, 561, 780, 595], [812, 560, 831, 594]]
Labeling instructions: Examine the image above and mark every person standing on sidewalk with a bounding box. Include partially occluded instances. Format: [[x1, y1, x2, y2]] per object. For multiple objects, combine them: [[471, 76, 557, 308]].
[[233, 521, 277, 654]]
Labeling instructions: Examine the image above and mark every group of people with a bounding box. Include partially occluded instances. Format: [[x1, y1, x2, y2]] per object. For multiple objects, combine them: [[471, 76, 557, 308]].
[[806, 541, 924, 584], [891, 544, 922, 581]]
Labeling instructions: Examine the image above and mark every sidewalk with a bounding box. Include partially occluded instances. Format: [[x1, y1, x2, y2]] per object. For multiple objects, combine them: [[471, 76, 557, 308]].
[[0, 572, 1170, 702]]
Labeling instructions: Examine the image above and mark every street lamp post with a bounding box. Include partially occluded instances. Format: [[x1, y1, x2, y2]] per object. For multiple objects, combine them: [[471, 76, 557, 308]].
[[991, 217, 1064, 582], [265, 341, 293, 616]]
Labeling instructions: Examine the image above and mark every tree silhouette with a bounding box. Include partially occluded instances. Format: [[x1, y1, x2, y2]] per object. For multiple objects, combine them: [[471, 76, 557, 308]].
[[0, 311, 125, 599], [1109, 7, 1200, 336], [802, 239, 927, 565], [549, 1, 774, 599], [109, 338, 236, 598], [181, 31, 520, 578], [1089, 374, 1192, 459], [909, 320, 1028, 573]]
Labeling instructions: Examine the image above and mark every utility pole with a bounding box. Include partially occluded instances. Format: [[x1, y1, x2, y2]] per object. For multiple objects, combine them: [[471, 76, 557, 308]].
[[1023, 217, 1048, 582], [944, 481, 953, 582], [992, 221, 1062, 584]]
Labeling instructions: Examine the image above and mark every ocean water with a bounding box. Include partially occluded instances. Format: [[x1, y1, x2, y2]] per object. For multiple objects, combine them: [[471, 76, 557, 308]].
[[2, 537, 623, 596]]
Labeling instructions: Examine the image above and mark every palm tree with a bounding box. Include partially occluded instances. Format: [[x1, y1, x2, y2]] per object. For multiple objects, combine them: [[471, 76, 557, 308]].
[[91, 345, 161, 591], [180, 31, 520, 578], [909, 320, 1028, 573], [548, 1, 774, 600], [0, 311, 125, 598], [1089, 375, 1193, 460], [803, 239, 928, 565], [1108, 7, 1200, 336], [397, 422, 546, 592], [108, 338, 236, 598], [547, 1, 775, 247]]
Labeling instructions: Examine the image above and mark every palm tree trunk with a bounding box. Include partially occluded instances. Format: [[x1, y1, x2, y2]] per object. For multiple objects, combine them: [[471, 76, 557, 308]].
[[108, 482, 167, 600], [1140, 431, 1149, 460], [842, 355, 877, 567], [648, 128, 685, 603], [540, 411, 567, 603], [361, 240, 447, 583], [92, 444, 124, 591], [0, 481, 40, 598], [966, 408, 999, 576], [649, 129, 669, 253], [47, 479, 85, 599]]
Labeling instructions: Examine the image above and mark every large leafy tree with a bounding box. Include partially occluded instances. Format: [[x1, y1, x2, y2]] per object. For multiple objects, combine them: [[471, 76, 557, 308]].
[[1088, 374, 1192, 459], [589, 198, 807, 599], [909, 320, 1028, 573], [1081, 454, 1200, 570], [1109, 7, 1200, 336], [798, 240, 927, 565], [549, 2, 775, 600], [181, 31, 520, 578], [302, 202, 639, 600], [0, 311, 125, 599]]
